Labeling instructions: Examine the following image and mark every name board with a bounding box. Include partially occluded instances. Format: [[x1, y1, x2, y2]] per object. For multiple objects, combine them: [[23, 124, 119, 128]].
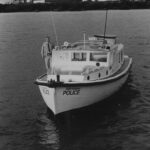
[[63, 87, 80, 96]]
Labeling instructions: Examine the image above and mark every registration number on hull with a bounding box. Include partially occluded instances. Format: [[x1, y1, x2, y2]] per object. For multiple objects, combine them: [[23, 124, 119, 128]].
[[63, 88, 80, 96], [42, 87, 49, 95]]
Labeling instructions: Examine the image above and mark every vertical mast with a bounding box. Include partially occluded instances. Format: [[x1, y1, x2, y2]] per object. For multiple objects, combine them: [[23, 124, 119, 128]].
[[51, 12, 59, 46], [83, 32, 86, 50], [103, 10, 108, 42]]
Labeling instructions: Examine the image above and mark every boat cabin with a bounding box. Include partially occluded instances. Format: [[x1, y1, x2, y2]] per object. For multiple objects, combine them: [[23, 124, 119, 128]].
[[48, 35, 124, 82]]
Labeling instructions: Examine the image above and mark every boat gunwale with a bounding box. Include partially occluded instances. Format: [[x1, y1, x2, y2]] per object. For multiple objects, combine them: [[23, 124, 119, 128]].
[[34, 56, 132, 87]]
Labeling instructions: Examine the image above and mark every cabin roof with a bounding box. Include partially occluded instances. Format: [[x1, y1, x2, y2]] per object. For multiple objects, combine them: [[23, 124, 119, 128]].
[[55, 35, 118, 52], [66, 41, 111, 52], [94, 35, 117, 39]]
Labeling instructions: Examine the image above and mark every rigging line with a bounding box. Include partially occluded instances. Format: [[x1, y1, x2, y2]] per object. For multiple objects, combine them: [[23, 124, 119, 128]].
[[103, 9, 108, 42], [50, 12, 59, 46]]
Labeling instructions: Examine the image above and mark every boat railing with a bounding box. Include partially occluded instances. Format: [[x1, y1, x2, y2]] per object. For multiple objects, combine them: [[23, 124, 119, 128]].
[[53, 40, 113, 51]]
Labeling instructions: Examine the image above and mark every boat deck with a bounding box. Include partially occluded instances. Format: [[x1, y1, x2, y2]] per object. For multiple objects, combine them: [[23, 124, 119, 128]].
[[109, 56, 130, 78], [38, 56, 130, 83]]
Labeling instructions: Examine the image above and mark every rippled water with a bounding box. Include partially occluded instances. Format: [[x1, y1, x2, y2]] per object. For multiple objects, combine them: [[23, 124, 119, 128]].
[[0, 10, 150, 150]]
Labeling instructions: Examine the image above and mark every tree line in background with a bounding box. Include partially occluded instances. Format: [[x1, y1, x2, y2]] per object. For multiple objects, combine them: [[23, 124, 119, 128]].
[[0, 0, 150, 12]]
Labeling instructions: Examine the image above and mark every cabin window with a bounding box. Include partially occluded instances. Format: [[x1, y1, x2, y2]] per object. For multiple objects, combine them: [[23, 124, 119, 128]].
[[106, 70, 108, 75], [121, 51, 123, 62], [119, 53, 121, 63], [90, 53, 107, 62], [119, 51, 123, 63], [87, 76, 90, 80], [72, 52, 87, 61], [96, 62, 100, 66], [106, 46, 110, 50], [98, 73, 101, 78]]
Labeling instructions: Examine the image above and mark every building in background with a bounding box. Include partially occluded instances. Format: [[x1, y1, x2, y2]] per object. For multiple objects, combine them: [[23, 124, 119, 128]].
[[82, 0, 147, 2], [28, 0, 33, 3], [45, 0, 55, 3], [12, 0, 149, 4], [12, 0, 44, 3], [13, 0, 35, 3], [13, 0, 26, 4], [33, 0, 45, 3], [33, 0, 57, 3], [82, 0, 119, 2]]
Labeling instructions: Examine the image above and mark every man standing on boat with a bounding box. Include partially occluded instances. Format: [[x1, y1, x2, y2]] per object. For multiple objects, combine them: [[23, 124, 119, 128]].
[[41, 36, 53, 73]]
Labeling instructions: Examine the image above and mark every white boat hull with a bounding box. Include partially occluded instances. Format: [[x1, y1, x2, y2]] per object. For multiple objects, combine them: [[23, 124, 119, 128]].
[[35, 33, 133, 115], [38, 72, 129, 115]]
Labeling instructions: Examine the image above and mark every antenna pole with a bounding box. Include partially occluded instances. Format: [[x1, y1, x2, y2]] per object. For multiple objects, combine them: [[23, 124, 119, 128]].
[[50, 12, 59, 46], [83, 32, 86, 50], [103, 10, 108, 42]]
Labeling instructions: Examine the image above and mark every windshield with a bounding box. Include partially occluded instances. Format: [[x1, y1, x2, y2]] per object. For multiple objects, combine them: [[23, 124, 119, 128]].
[[90, 52, 107, 62], [71, 52, 87, 61]]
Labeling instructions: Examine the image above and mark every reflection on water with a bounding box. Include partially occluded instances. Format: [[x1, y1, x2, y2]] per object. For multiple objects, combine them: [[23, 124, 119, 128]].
[[37, 115, 60, 150], [37, 74, 141, 150]]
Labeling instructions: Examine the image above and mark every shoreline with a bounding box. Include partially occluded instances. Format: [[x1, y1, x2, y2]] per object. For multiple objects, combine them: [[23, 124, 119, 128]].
[[0, 2, 150, 13]]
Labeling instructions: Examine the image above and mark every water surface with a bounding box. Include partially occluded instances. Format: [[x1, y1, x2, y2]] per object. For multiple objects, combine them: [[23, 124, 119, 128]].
[[0, 10, 150, 150]]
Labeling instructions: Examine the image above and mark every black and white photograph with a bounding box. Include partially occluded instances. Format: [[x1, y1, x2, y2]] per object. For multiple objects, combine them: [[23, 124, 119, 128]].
[[0, 0, 150, 149]]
